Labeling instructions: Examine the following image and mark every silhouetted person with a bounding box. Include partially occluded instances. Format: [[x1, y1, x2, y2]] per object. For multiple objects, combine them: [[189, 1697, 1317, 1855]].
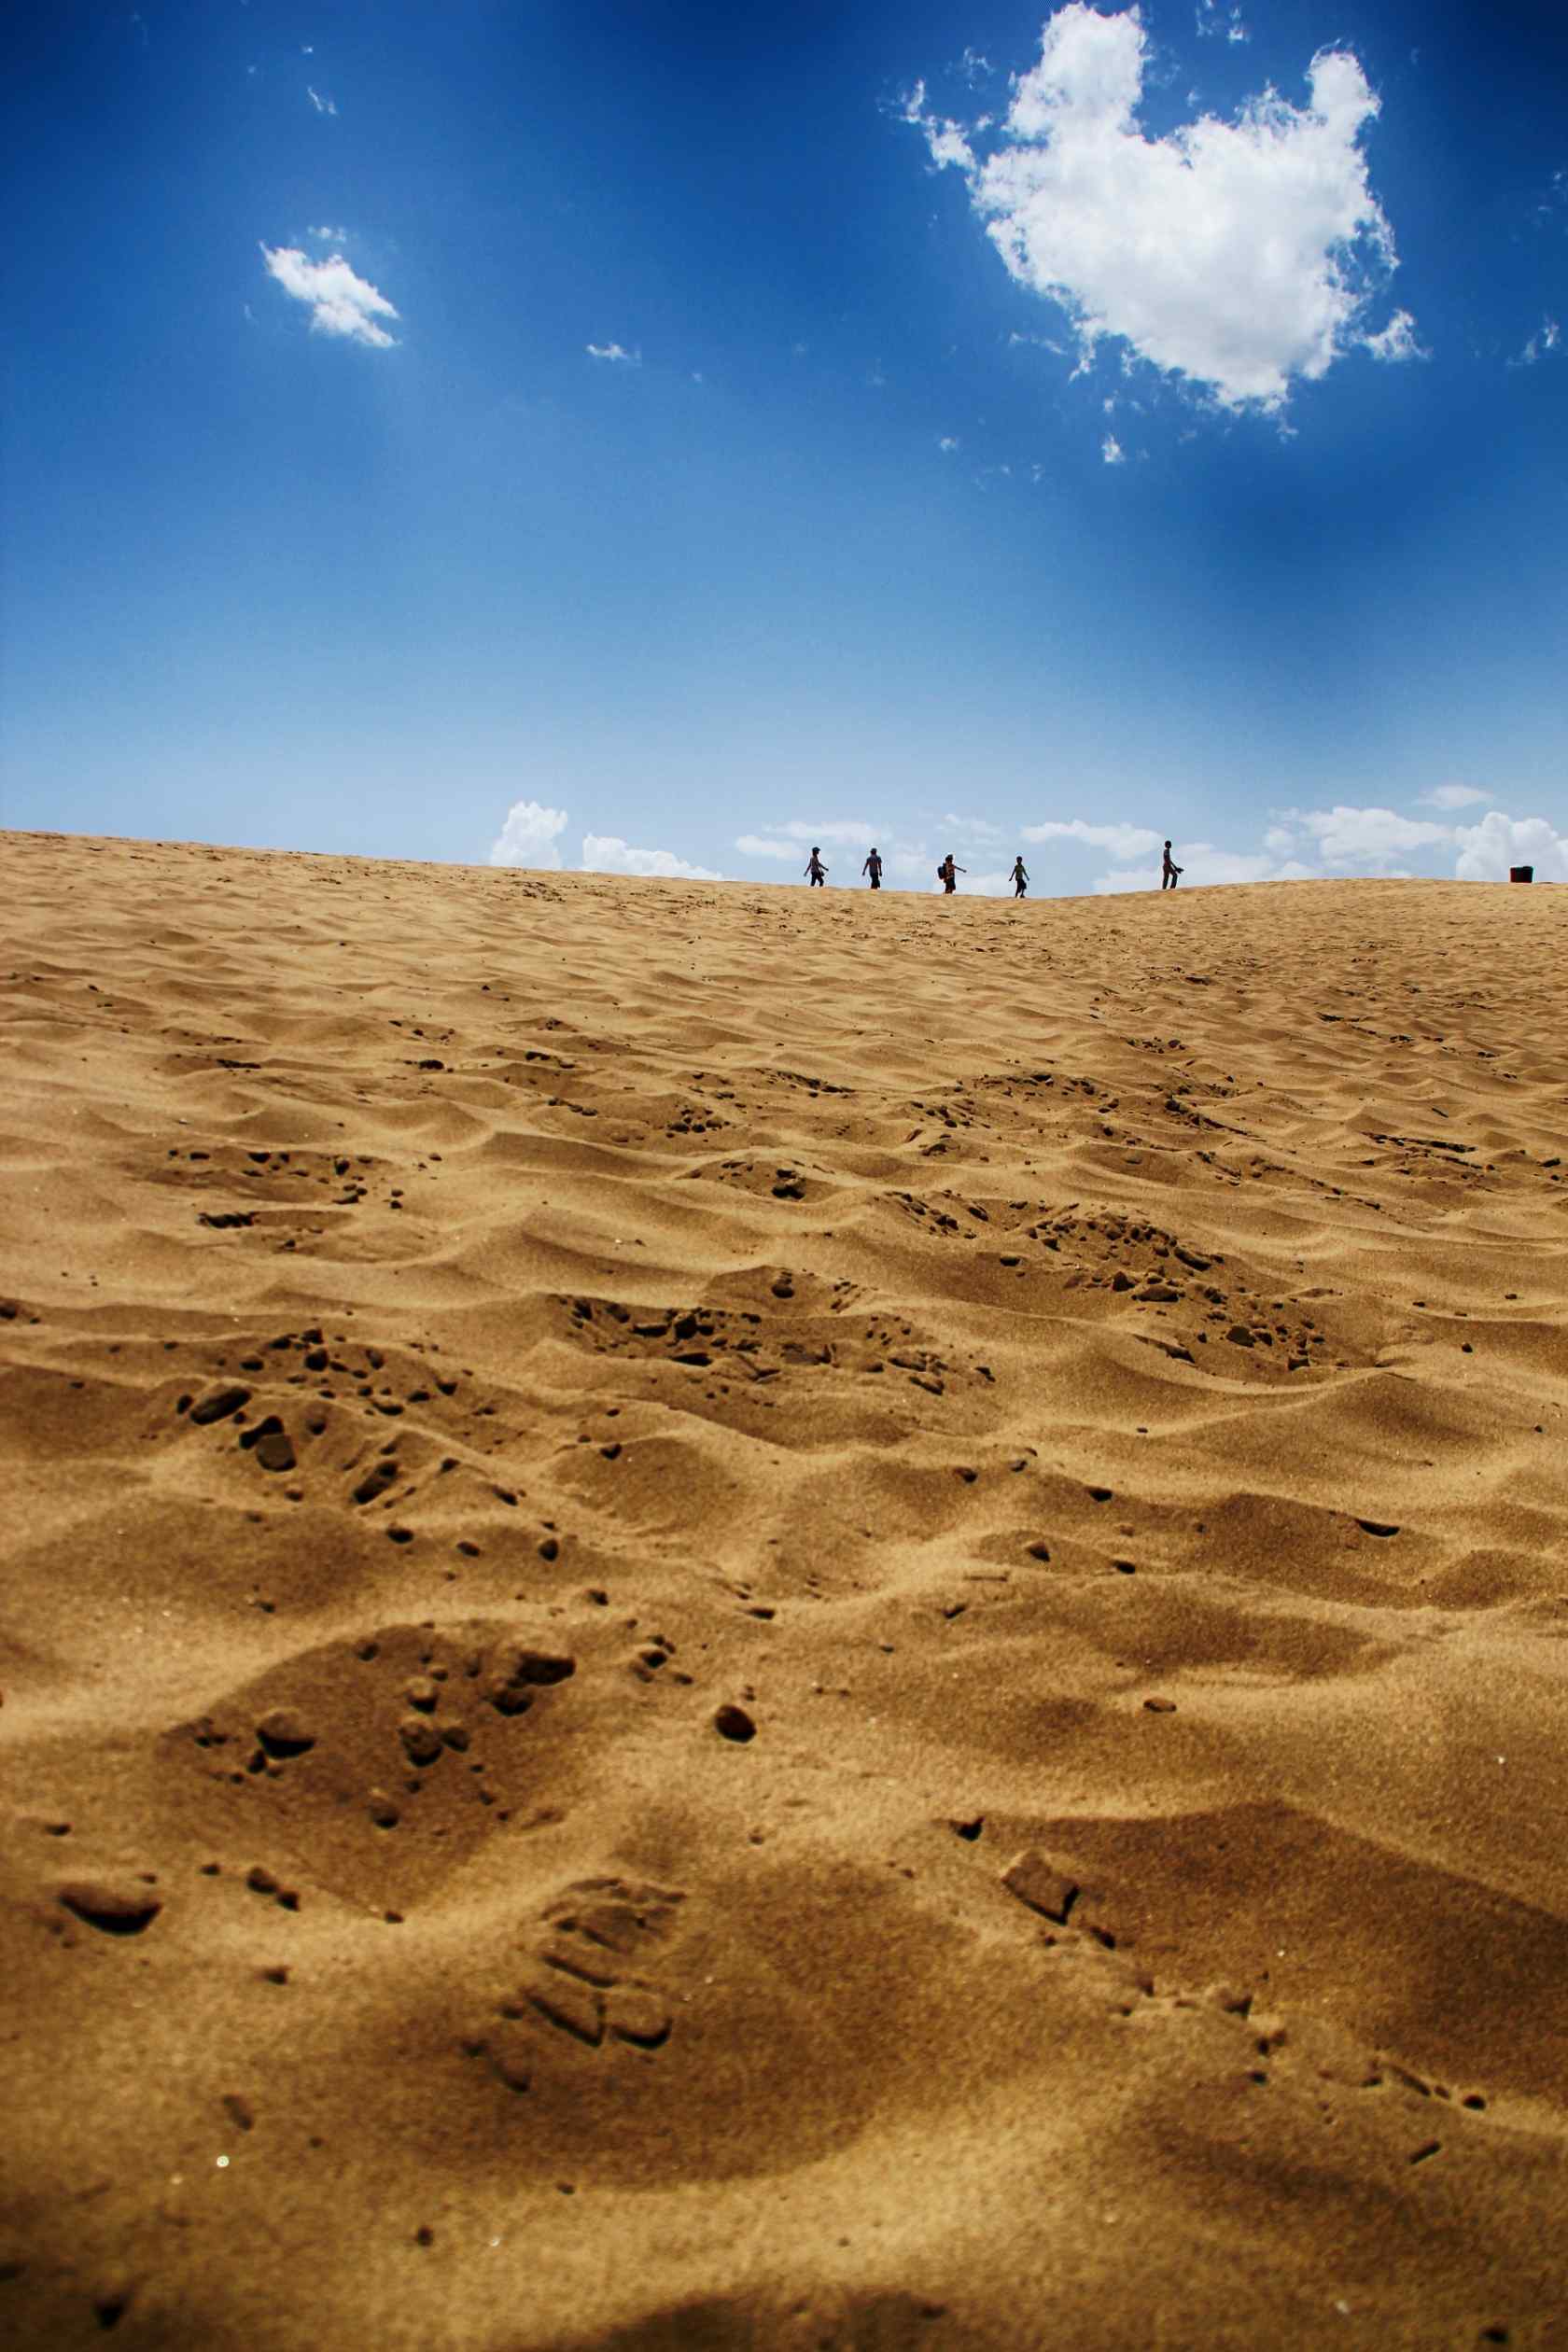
[[862, 847, 883, 889], [938, 854, 965, 895], [805, 847, 828, 887], [1010, 856, 1029, 899], [1161, 841, 1183, 890]]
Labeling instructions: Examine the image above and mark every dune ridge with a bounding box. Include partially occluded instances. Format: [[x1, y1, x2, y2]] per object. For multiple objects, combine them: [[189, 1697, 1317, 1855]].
[[3, 828, 1567, 2348]]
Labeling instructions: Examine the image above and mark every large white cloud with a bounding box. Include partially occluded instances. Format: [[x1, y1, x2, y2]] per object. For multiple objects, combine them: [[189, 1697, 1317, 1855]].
[[1452, 812, 1568, 883], [1273, 805, 1453, 866], [1023, 817, 1162, 860], [261, 245, 399, 347], [907, 5, 1413, 411], [581, 835, 722, 881], [489, 800, 568, 870]]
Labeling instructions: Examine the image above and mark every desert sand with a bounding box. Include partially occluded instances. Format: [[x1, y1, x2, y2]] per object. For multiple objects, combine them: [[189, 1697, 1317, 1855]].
[[3, 827, 1567, 2350]]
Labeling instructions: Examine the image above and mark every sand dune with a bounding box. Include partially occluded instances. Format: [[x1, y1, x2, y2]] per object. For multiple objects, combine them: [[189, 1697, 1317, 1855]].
[[3, 829, 1567, 2348]]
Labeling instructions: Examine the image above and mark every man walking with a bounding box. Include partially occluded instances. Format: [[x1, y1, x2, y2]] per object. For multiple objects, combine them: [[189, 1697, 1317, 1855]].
[[1161, 841, 1183, 890], [1010, 855, 1029, 899], [862, 847, 883, 889]]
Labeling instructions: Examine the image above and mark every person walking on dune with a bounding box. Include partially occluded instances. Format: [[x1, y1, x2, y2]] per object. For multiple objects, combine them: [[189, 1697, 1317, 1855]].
[[938, 854, 965, 895], [1161, 841, 1183, 890], [805, 847, 829, 887], [862, 847, 883, 889], [1010, 855, 1029, 899]]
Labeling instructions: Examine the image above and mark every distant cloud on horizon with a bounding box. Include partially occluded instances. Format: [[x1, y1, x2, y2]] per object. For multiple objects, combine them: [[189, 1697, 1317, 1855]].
[[586, 342, 639, 365], [488, 801, 720, 879], [581, 834, 721, 880], [903, 3, 1417, 414], [490, 799, 568, 870], [261, 245, 399, 347]]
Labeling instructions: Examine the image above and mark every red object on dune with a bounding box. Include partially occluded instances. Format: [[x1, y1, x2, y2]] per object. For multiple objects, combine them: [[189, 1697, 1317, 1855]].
[[1509, 864, 1533, 882]]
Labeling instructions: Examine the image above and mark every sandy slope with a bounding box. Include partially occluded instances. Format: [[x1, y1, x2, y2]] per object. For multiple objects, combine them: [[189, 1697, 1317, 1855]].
[[3, 829, 1567, 2350]]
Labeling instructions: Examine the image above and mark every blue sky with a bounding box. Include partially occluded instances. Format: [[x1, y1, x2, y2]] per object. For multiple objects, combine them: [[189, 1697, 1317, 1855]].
[[4, 0, 1565, 892]]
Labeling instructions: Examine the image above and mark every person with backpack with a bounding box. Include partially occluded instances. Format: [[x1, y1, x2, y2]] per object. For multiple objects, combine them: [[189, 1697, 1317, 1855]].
[[938, 854, 965, 895]]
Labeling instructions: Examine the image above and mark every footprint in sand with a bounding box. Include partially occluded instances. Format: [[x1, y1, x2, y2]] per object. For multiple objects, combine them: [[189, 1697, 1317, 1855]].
[[471, 1878, 686, 2093]]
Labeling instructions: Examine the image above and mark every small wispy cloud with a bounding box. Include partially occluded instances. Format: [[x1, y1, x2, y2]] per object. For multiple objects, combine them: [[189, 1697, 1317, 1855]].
[[586, 342, 638, 365], [1365, 309, 1428, 364], [1024, 818, 1161, 860], [1508, 316, 1561, 369], [938, 435, 959, 453], [1197, 0, 1249, 41], [261, 245, 399, 348], [1417, 782, 1488, 810], [307, 224, 348, 245], [305, 85, 338, 117], [736, 820, 883, 865], [1101, 433, 1125, 465]]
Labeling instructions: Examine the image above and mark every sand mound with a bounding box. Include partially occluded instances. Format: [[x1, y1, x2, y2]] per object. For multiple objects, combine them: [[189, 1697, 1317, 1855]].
[[3, 830, 1566, 2347]]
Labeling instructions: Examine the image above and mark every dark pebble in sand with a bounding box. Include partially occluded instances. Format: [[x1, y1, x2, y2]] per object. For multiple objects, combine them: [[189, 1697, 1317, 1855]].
[[58, 1879, 161, 1937], [240, 1417, 296, 1472], [1143, 1697, 1178, 1714], [256, 1708, 315, 1757], [713, 1702, 756, 1743], [189, 1384, 251, 1426], [399, 1716, 443, 1765], [1225, 1324, 1255, 1349]]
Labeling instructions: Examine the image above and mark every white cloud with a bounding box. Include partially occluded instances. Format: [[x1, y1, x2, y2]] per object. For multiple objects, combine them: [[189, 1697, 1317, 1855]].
[[735, 834, 800, 861], [490, 800, 569, 870], [307, 224, 347, 244], [1417, 782, 1488, 810], [260, 245, 399, 347], [1101, 433, 1126, 464], [1452, 812, 1568, 883], [1197, 0, 1249, 40], [1365, 308, 1427, 364], [943, 813, 1006, 844], [901, 80, 977, 175], [1509, 316, 1561, 369], [907, 5, 1414, 413], [885, 847, 936, 882], [1092, 845, 1319, 892], [1273, 804, 1453, 866], [938, 435, 959, 452], [1022, 818, 1162, 860], [581, 834, 722, 881], [586, 342, 639, 365], [305, 85, 338, 116], [744, 819, 880, 848]]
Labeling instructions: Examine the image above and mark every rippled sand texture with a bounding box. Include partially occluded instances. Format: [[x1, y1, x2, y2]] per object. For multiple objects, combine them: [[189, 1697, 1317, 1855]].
[[4, 829, 1568, 2350]]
